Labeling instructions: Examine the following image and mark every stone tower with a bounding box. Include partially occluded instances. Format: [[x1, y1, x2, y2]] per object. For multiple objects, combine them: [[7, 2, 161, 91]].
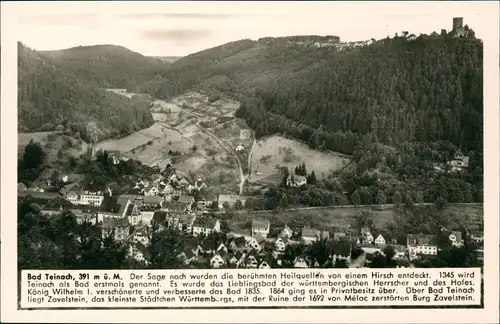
[[453, 17, 463, 31]]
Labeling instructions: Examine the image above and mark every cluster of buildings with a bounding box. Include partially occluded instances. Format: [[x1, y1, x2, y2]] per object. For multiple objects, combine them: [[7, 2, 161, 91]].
[[433, 150, 470, 173]]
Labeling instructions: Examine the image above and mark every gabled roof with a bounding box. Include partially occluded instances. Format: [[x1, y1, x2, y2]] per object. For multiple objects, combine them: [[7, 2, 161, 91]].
[[234, 250, 243, 259], [178, 195, 195, 204], [331, 241, 351, 257], [201, 239, 217, 250], [193, 217, 218, 229], [102, 217, 129, 229], [143, 196, 163, 205], [302, 228, 319, 238], [254, 233, 266, 244], [162, 201, 186, 210], [407, 234, 438, 246], [252, 219, 270, 229], [231, 236, 247, 248], [152, 210, 167, 224], [178, 213, 196, 224], [18, 191, 63, 200], [18, 183, 27, 191], [124, 202, 140, 217]]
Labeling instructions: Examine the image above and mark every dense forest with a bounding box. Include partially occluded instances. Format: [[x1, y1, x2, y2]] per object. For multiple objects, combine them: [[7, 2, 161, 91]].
[[18, 43, 155, 141], [238, 35, 482, 155], [138, 33, 482, 154], [40, 44, 169, 90], [138, 32, 483, 203]]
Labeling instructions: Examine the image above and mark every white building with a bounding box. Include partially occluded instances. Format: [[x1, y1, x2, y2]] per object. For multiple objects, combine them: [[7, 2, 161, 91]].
[[191, 217, 221, 237], [98, 199, 142, 226], [374, 234, 386, 246], [302, 228, 330, 245], [251, 219, 270, 238], [407, 234, 438, 261], [72, 191, 104, 206], [286, 174, 307, 187]]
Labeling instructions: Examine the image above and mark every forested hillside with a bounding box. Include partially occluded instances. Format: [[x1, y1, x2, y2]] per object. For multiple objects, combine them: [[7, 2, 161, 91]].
[[18, 43, 154, 141], [140, 34, 482, 156], [239, 36, 483, 155], [139, 32, 483, 203], [40, 44, 169, 90]]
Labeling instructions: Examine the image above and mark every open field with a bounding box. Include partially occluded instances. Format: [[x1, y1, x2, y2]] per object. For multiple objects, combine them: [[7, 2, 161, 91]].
[[248, 135, 352, 184], [230, 203, 484, 233], [95, 123, 165, 153]]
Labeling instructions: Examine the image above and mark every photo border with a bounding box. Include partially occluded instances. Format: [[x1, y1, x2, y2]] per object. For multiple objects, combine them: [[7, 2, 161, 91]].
[[2, 1, 499, 323]]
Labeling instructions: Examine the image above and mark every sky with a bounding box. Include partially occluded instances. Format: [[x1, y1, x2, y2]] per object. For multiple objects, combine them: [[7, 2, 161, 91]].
[[12, 1, 491, 57]]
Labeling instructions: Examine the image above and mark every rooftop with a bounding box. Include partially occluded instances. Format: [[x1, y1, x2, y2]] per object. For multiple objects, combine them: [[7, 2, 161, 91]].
[[143, 196, 163, 205], [178, 195, 195, 204], [102, 217, 129, 229], [407, 234, 438, 246], [193, 217, 218, 228], [252, 219, 270, 229]]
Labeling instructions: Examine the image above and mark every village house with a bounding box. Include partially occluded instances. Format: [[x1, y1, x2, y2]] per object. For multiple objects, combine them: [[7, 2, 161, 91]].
[[194, 178, 207, 191], [441, 229, 464, 247], [333, 232, 347, 241], [128, 242, 149, 264], [391, 245, 408, 260], [107, 152, 122, 165], [72, 209, 97, 225], [191, 217, 221, 237], [18, 183, 27, 191], [280, 225, 293, 238], [331, 240, 352, 266], [178, 195, 195, 210], [217, 243, 228, 254], [361, 227, 374, 245], [447, 150, 470, 172], [228, 251, 246, 267], [252, 219, 271, 238], [98, 199, 142, 226], [142, 196, 164, 209], [178, 249, 197, 266], [74, 190, 105, 206], [130, 225, 150, 246], [243, 250, 259, 268], [301, 228, 329, 245], [199, 239, 218, 255], [144, 184, 160, 196], [247, 234, 265, 252], [293, 256, 309, 268], [258, 255, 274, 269], [101, 217, 130, 241], [286, 174, 307, 187], [178, 213, 197, 233], [229, 236, 249, 253], [162, 201, 187, 213], [66, 191, 80, 204], [274, 236, 289, 252], [374, 234, 386, 246], [160, 182, 174, 195], [407, 234, 438, 261], [210, 250, 229, 268], [235, 144, 244, 152]]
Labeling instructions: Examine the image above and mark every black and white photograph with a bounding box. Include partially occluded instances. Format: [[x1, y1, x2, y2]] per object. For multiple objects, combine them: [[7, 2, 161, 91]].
[[2, 0, 499, 322]]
